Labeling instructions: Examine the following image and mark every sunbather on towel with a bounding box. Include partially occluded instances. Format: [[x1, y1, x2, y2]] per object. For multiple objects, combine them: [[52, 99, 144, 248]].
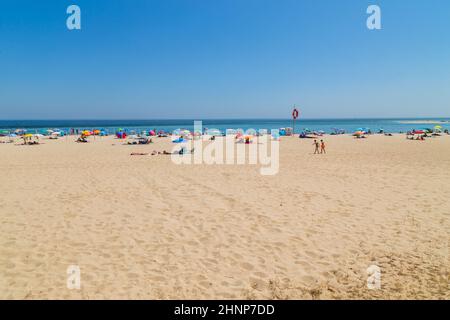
[[153, 148, 195, 155]]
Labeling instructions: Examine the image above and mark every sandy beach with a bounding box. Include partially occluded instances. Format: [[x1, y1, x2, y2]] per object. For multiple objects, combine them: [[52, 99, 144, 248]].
[[0, 134, 449, 299]]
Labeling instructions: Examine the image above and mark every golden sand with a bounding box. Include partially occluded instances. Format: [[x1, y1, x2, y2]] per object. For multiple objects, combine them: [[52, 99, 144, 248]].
[[0, 134, 449, 299]]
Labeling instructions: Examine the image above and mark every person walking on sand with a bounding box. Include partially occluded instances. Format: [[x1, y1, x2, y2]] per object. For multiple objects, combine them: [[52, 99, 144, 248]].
[[313, 139, 320, 154], [320, 139, 326, 154]]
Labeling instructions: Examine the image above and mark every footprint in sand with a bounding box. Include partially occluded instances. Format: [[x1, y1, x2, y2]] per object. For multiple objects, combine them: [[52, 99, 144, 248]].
[[240, 262, 254, 271]]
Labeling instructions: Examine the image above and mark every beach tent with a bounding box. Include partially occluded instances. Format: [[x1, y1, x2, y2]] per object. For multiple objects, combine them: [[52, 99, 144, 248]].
[[116, 132, 127, 139]]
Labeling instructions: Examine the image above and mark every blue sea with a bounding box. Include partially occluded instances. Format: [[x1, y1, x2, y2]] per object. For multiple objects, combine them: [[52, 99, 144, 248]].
[[0, 118, 449, 134]]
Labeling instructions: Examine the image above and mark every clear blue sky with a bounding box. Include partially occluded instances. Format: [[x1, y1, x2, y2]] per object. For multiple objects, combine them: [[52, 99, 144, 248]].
[[1, 0, 449, 119]]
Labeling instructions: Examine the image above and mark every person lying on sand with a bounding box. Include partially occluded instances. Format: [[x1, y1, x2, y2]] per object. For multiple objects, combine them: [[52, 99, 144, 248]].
[[150, 150, 171, 155], [21, 137, 40, 145], [151, 148, 195, 155], [127, 138, 152, 145], [130, 152, 149, 156], [139, 138, 152, 145], [24, 141, 40, 145]]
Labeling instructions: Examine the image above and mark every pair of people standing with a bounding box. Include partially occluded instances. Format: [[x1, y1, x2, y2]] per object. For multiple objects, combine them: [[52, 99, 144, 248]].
[[313, 139, 326, 154]]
